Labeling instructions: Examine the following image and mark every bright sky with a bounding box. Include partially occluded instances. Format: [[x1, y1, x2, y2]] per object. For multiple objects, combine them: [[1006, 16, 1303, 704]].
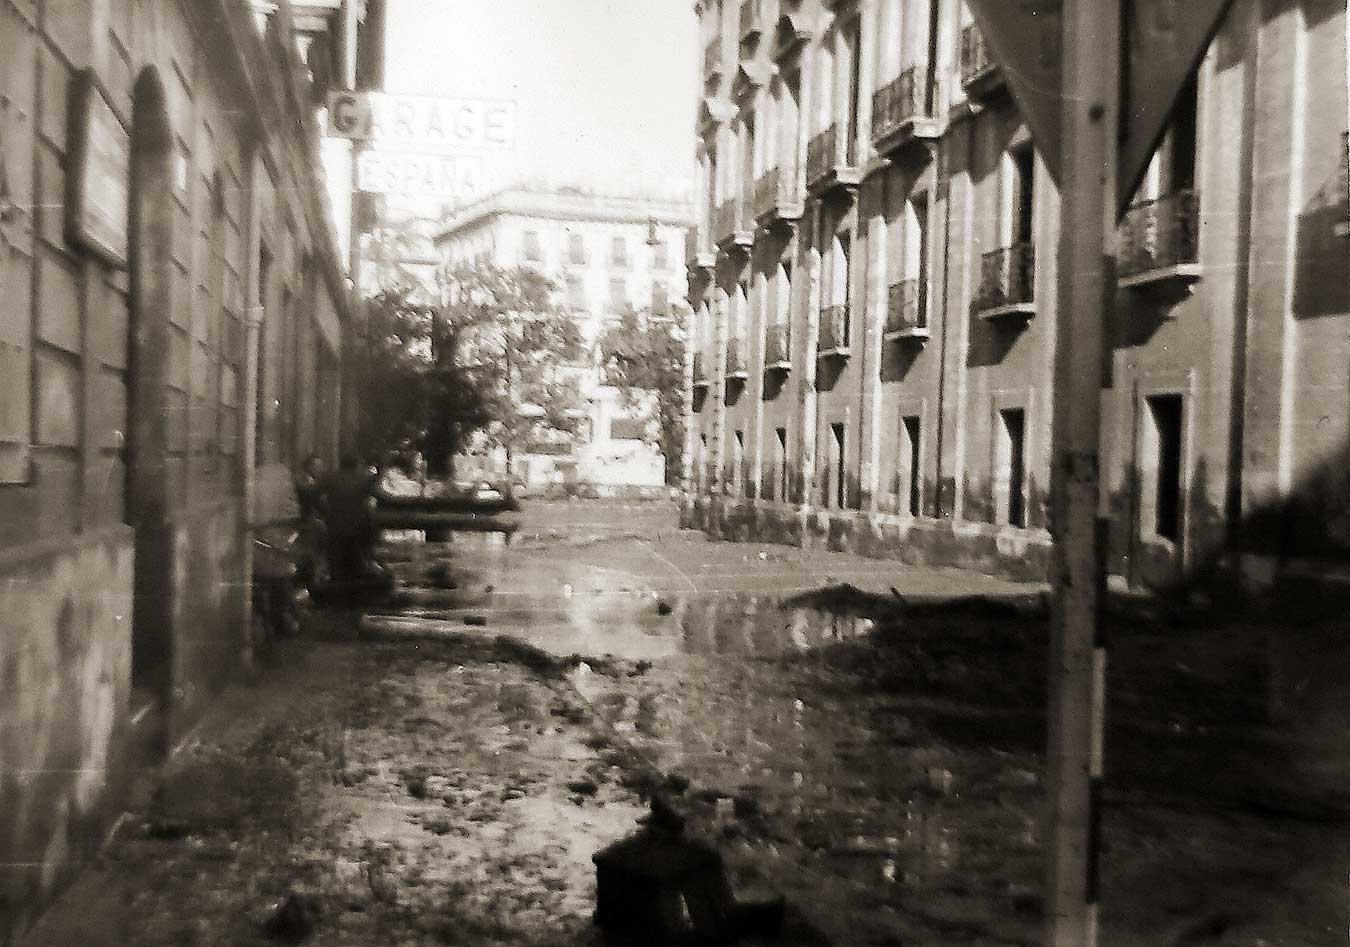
[[383, 0, 699, 204]]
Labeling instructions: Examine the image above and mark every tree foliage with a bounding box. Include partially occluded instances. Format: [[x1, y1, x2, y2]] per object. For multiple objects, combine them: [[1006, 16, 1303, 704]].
[[438, 261, 586, 462], [351, 285, 489, 476], [598, 306, 688, 486], [349, 241, 586, 476]]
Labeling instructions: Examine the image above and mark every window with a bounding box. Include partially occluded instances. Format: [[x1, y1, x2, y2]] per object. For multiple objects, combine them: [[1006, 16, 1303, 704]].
[[1147, 394, 1184, 541], [780, 68, 801, 178], [1009, 145, 1035, 247], [843, 18, 861, 164], [1162, 75, 1198, 195], [902, 415, 921, 517], [567, 232, 587, 265], [566, 273, 586, 309], [997, 408, 1027, 528], [610, 235, 628, 268], [775, 427, 788, 502], [523, 229, 543, 263], [733, 429, 745, 496], [254, 243, 271, 467], [608, 277, 627, 313], [651, 281, 669, 316], [653, 240, 669, 270], [742, 116, 756, 200], [909, 193, 930, 327], [830, 422, 847, 509]]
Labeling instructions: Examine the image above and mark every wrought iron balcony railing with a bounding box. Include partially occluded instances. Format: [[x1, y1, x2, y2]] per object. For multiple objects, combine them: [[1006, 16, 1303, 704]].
[[884, 278, 926, 335], [726, 337, 748, 379], [1117, 189, 1201, 281], [959, 23, 997, 88], [817, 304, 850, 355], [752, 167, 804, 222], [712, 199, 738, 242], [872, 66, 932, 144], [685, 224, 713, 268], [764, 322, 791, 369], [973, 242, 1035, 316], [806, 126, 837, 186]]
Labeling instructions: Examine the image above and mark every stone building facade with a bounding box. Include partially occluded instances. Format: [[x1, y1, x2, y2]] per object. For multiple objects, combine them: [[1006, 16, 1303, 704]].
[[436, 187, 693, 494], [684, 0, 1350, 588], [0, 1, 360, 941]]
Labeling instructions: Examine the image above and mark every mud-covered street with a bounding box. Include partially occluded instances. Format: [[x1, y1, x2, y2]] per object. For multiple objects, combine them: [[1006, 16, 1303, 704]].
[[25, 503, 1350, 947]]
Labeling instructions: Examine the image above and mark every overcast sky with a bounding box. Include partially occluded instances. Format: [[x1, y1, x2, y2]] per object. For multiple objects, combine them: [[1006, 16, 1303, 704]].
[[384, 0, 699, 203]]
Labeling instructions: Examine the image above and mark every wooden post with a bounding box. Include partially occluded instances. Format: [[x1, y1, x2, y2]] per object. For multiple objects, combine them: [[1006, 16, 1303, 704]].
[[1046, 2, 1119, 945]]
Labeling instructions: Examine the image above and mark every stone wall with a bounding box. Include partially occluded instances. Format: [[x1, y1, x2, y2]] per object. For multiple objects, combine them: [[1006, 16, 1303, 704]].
[[0, 529, 135, 941]]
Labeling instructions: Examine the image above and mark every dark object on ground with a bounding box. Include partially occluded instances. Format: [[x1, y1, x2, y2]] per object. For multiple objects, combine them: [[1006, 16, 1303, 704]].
[[656, 600, 673, 615], [310, 566, 395, 608], [568, 778, 600, 796], [463, 615, 488, 627], [263, 893, 315, 942], [143, 817, 190, 840], [594, 798, 785, 944], [373, 488, 522, 539], [425, 562, 457, 589]]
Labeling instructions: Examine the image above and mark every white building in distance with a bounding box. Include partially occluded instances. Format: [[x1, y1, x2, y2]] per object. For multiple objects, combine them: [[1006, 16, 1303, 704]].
[[434, 186, 693, 495]]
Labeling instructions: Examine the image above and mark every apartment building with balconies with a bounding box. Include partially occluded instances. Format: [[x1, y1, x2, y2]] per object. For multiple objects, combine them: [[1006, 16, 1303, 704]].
[[684, 0, 1350, 590], [435, 186, 692, 496]]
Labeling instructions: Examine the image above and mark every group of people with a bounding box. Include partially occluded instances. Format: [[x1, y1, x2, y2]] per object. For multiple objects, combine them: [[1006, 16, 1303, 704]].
[[292, 453, 385, 590]]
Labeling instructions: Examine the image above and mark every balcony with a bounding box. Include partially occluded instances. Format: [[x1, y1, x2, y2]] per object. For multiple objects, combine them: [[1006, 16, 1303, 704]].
[[704, 39, 723, 85], [884, 278, 929, 341], [712, 198, 754, 251], [1117, 189, 1202, 296], [726, 337, 749, 381], [692, 352, 709, 390], [685, 224, 715, 271], [752, 167, 805, 225], [960, 23, 1004, 101], [739, 0, 762, 42], [973, 242, 1035, 320], [817, 305, 850, 358], [806, 126, 861, 194], [764, 322, 791, 371], [871, 66, 940, 155]]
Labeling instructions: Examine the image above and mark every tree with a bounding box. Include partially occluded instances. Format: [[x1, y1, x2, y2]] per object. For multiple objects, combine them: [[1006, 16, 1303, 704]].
[[437, 262, 586, 473], [598, 305, 688, 486], [350, 284, 489, 476]]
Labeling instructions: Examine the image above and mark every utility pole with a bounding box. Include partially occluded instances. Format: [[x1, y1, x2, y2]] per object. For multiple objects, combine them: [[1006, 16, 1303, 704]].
[[1045, 2, 1118, 945]]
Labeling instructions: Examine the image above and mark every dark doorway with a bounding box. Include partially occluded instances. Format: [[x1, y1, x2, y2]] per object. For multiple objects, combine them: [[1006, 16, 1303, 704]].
[[1149, 394, 1184, 541], [775, 427, 788, 502], [831, 422, 846, 509], [902, 415, 921, 516], [1000, 408, 1026, 528]]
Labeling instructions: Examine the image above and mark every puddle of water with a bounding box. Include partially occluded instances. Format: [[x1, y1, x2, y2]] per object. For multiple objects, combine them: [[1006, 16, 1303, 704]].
[[363, 534, 1040, 941]]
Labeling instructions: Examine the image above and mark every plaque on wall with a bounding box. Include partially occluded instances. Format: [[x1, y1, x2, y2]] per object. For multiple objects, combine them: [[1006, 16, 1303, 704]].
[[66, 69, 130, 268]]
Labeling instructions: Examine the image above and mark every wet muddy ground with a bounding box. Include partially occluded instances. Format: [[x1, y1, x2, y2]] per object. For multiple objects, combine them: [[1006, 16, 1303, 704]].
[[25, 501, 1350, 946]]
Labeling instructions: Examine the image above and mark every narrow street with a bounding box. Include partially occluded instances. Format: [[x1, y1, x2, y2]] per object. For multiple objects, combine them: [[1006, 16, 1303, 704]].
[[24, 503, 1350, 947]]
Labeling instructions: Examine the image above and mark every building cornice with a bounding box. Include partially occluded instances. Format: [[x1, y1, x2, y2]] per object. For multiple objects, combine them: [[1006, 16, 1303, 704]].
[[181, 0, 352, 326], [434, 190, 696, 244]]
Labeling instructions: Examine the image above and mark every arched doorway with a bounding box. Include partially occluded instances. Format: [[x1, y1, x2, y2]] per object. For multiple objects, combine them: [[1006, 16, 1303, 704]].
[[125, 68, 174, 710]]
